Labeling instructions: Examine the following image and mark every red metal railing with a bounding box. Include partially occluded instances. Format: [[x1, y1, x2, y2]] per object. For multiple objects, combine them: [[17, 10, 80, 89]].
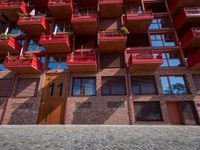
[[4, 55, 43, 72], [0, 0, 22, 7], [98, 0, 123, 3], [98, 30, 127, 40], [192, 28, 200, 37], [72, 8, 97, 19], [126, 9, 153, 17], [67, 51, 96, 64], [184, 7, 200, 16], [128, 51, 163, 65], [0, 36, 22, 51], [18, 16, 44, 23], [48, 0, 72, 5]]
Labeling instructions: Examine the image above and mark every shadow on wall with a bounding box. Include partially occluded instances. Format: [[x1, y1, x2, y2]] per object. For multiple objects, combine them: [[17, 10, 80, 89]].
[[70, 69, 130, 125]]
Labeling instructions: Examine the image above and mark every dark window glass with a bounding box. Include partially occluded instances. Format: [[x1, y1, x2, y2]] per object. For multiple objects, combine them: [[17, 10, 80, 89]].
[[131, 76, 157, 95], [134, 102, 163, 121], [101, 76, 126, 95], [0, 57, 6, 71], [28, 40, 45, 51], [149, 17, 171, 29], [100, 53, 125, 68], [151, 33, 176, 47], [75, 36, 97, 49], [127, 34, 149, 47], [161, 76, 188, 94], [72, 77, 96, 96]]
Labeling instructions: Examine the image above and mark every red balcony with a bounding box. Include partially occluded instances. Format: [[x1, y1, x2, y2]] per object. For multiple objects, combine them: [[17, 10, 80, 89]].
[[98, 30, 127, 51], [0, 36, 22, 54], [188, 50, 200, 69], [181, 28, 200, 50], [17, 16, 49, 36], [71, 9, 97, 35], [174, 7, 200, 31], [125, 9, 153, 33], [0, 1, 29, 22], [48, 0, 73, 20], [168, 0, 200, 15], [4, 55, 43, 73], [39, 33, 71, 53], [98, 0, 122, 18], [66, 50, 97, 72], [128, 51, 163, 71]]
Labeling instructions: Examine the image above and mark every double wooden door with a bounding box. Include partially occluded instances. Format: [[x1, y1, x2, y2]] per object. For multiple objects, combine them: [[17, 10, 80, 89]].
[[38, 74, 68, 124]]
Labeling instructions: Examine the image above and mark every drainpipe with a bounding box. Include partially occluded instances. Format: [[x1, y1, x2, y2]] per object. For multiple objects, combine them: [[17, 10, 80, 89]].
[[0, 73, 16, 124]]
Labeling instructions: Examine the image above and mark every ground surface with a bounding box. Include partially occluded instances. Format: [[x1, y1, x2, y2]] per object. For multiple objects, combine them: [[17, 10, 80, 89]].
[[0, 125, 199, 150]]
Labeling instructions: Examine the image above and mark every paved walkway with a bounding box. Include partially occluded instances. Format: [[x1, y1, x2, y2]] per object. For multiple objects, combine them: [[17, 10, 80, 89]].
[[0, 125, 199, 150]]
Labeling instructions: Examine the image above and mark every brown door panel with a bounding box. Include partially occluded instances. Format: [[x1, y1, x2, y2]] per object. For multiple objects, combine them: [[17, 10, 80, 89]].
[[167, 102, 182, 125]]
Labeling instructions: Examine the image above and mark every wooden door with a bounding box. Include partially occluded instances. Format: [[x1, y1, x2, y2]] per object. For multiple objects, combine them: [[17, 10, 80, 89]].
[[38, 101, 65, 124], [38, 74, 68, 124], [167, 102, 182, 125]]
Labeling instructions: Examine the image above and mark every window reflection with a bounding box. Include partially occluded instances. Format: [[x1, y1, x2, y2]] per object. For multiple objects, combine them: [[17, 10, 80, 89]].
[[48, 56, 67, 70], [161, 51, 181, 67], [151, 34, 176, 47]]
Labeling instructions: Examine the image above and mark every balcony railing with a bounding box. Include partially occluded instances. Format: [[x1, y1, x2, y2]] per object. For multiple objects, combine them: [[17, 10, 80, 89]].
[[72, 9, 97, 20], [4, 55, 43, 73], [129, 51, 162, 63], [18, 16, 46, 24], [67, 51, 96, 64], [40, 33, 70, 42], [126, 9, 153, 18], [48, 0, 72, 5], [98, 0, 123, 4], [184, 7, 200, 16], [0, 36, 22, 54], [99, 30, 127, 40]]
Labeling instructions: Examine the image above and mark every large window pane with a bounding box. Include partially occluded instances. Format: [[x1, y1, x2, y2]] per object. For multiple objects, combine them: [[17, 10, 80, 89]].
[[161, 77, 170, 94]]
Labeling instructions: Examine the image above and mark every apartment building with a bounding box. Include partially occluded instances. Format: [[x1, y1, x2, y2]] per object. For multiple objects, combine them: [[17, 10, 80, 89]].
[[0, 0, 199, 125]]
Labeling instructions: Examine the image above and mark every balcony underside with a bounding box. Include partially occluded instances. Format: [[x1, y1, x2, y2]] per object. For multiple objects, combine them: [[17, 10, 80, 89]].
[[18, 24, 48, 36], [0, 40, 21, 54], [5, 65, 42, 73], [40, 41, 71, 53], [99, 3, 122, 18], [175, 16, 200, 31], [188, 50, 200, 69], [67, 63, 97, 73], [98, 38, 127, 51], [72, 20, 97, 35], [1, 8, 23, 22], [48, 4, 72, 20], [169, 0, 200, 15], [129, 61, 163, 71], [126, 17, 153, 33], [32, 0, 48, 8]]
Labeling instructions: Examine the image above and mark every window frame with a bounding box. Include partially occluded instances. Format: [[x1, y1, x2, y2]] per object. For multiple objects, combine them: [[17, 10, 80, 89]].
[[131, 75, 158, 95], [72, 77, 96, 96], [101, 76, 127, 96], [160, 76, 189, 95], [134, 101, 163, 121]]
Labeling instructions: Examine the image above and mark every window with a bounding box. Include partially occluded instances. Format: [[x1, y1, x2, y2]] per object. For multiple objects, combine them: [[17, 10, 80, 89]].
[[161, 76, 188, 94], [14, 78, 39, 97], [192, 75, 200, 91], [100, 53, 125, 68], [131, 76, 157, 95], [0, 79, 12, 97], [101, 76, 126, 95], [9, 26, 24, 35], [134, 102, 163, 121], [72, 77, 96, 96], [151, 33, 176, 47], [127, 34, 149, 47], [75, 36, 97, 49], [0, 57, 6, 71], [161, 51, 182, 67], [47, 56, 67, 70], [28, 40, 45, 51], [149, 17, 171, 29]]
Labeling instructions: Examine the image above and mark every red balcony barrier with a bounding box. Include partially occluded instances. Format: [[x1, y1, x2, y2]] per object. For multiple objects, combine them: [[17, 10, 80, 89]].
[[72, 9, 97, 35], [98, 30, 127, 51], [0, 36, 22, 54], [181, 28, 200, 50], [66, 50, 97, 72], [17, 16, 49, 35], [174, 7, 200, 30], [4, 55, 43, 73], [39, 33, 71, 52], [188, 50, 200, 69], [0, 1, 29, 22], [128, 51, 163, 71], [125, 9, 153, 33], [48, 0, 73, 19]]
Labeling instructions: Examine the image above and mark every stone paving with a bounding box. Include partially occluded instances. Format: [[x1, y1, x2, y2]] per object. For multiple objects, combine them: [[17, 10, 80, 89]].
[[0, 125, 199, 150]]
